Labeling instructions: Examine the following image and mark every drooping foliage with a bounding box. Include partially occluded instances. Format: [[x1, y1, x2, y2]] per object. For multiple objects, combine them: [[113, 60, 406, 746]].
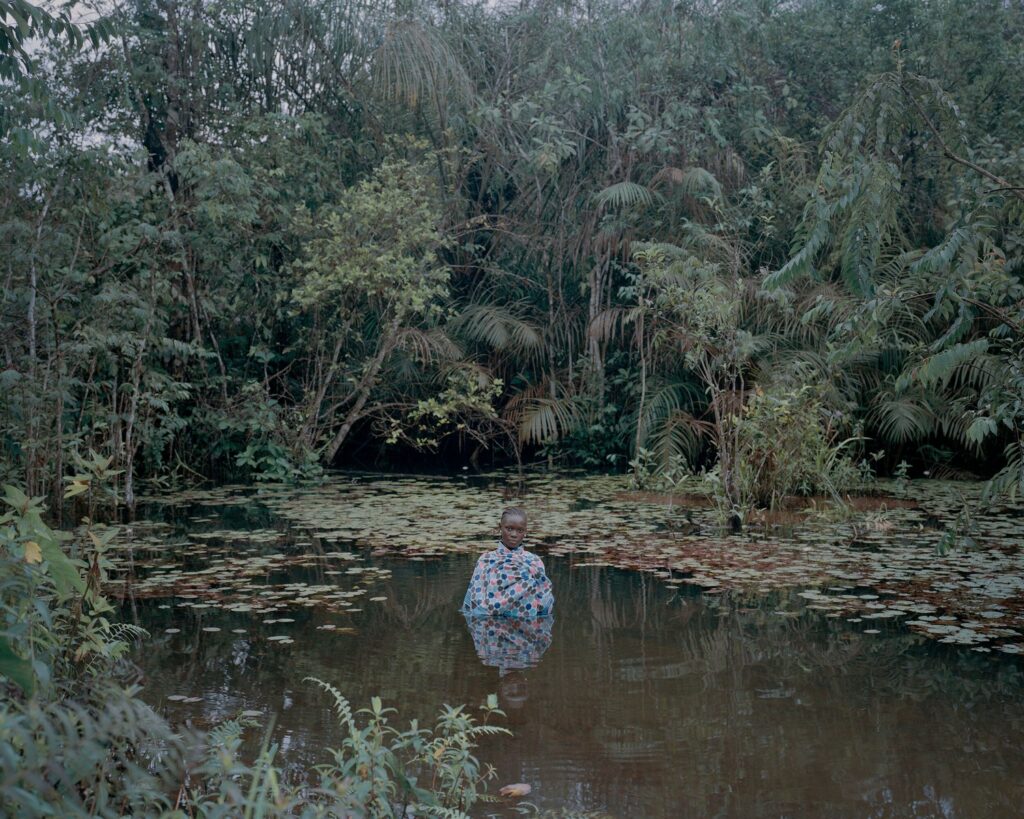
[[1, 0, 1022, 504]]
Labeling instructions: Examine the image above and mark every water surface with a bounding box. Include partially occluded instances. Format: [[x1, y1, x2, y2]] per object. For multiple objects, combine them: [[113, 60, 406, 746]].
[[123, 476, 1024, 817]]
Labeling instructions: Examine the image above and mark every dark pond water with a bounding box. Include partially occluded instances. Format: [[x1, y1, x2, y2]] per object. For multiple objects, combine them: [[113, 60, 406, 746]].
[[121, 479, 1024, 818]]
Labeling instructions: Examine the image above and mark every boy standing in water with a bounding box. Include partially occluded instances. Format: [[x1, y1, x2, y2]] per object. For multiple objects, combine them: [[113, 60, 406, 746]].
[[461, 507, 554, 618]]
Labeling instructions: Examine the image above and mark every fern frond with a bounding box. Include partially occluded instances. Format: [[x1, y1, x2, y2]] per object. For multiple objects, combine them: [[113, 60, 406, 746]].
[[304, 677, 354, 731], [463, 724, 513, 737], [105, 622, 147, 642], [205, 719, 246, 760]]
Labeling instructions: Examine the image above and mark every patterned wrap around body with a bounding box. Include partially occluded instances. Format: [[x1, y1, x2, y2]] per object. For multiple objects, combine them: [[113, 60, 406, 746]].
[[461, 543, 554, 619]]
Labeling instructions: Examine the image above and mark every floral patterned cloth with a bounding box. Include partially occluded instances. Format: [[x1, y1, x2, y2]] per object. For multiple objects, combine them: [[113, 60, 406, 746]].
[[463, 613, 553, 674], [461, 543, 554, 618]]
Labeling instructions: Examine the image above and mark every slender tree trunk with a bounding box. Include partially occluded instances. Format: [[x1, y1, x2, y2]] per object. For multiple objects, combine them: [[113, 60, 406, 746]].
[[123, 279, 157, 509], [587, 253, 608, 398], [28, 260, 37, 374], [25, 191, 57, 497], [544, 253, 557, 397], [27, 194, 55, 375], [203, 305, 229, 405], [322, 316, 401, 464], [300, 333, 346, 449], [633, 304, 647, 484], [123, 339, 147, 510], [185, 264, 202, 344]]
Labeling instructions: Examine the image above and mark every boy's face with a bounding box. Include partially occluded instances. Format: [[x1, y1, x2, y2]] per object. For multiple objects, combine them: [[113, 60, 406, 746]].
[[499, 515, 527, 549]]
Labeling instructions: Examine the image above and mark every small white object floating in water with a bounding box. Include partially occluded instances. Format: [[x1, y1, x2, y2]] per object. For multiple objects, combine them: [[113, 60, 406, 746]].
[[499, 783, 532, 798]]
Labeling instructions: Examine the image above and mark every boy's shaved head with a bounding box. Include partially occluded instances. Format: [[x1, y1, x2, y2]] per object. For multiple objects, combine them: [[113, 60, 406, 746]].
[[500, 507, 527, 524]]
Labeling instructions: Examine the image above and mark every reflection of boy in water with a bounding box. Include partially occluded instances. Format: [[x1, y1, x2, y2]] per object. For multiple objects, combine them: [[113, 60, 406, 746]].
[[464, 613, 553, 675], [461, 507, 554, 618], [499, 670, 528, 710]]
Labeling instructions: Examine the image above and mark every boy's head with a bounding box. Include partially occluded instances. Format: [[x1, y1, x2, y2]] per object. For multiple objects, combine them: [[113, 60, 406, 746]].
[[499, 507, 527, 549]]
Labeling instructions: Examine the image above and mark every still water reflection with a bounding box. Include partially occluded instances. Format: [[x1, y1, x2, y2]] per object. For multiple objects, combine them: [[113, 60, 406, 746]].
[[464, 614, 554, 674], [128, 517, 1024, 817]]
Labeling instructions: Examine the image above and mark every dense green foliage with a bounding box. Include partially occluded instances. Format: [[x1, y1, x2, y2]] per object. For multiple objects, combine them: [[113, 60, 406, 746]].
[[1, 0, 1022, 504]]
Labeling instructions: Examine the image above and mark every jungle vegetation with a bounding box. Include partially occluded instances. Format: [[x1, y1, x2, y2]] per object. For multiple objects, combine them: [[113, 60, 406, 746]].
[[1, 3, 1023, 814], [1, 0, 1022, 508]]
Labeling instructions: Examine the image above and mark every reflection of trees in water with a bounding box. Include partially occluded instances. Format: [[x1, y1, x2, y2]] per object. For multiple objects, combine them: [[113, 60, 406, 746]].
[[508, 569, 1024, 817], [133, 556, 1024, 815], [554, 566, 1024, 700], [370, 558, 466, 629]]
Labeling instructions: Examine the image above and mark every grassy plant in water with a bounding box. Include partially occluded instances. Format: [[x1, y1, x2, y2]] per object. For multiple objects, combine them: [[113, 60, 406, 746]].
[[732, 386, 868, 510]]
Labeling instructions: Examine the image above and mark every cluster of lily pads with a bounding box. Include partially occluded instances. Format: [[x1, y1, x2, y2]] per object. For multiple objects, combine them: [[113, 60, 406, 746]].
[[107, 518, 392, 647], [115, 472, 1024, 657]]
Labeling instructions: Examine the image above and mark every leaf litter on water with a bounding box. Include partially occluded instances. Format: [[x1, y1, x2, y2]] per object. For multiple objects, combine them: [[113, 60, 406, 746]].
[[107, 473, 1024, 657]]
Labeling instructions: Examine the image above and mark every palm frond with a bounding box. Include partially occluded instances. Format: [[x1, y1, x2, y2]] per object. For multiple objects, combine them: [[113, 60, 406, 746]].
[[868, 392, 936, 444], [506, 393, 583, 446], [588, 306, 641, 344], [675, 164, 724, 199], [372, 19, 473, 108], [657, 165, 723, 202], [451, 303, 543, 355], [594, 181, 661, 210], [647, 410, 711, 467], [677, 220, 741, 270], [395, 327, 462, 364], [896, 340, 990, 391]]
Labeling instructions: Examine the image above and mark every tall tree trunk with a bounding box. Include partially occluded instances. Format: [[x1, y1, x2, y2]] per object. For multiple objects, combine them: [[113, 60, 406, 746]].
[[123, 279, 157, 509], [587, 252, 608, 399], [300, 332, 346, 450], [322, 316, 401, 464], [633, 286, 647, 484]]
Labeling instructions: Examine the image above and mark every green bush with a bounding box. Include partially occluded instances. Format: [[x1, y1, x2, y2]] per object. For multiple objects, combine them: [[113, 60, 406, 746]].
[[732, 386, 867, 509]]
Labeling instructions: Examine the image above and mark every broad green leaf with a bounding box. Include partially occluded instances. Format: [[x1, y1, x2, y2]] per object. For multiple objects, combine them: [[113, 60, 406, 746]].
[[38, 534, 85, 597], [0, 636, 35, 695]]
